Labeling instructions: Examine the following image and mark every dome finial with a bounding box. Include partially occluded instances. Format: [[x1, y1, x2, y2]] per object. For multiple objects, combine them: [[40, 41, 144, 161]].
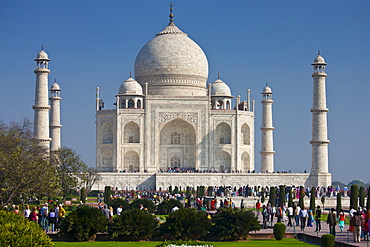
[[318, 50, 321, 56], [218, 72, 220, 79], [130, 71, 132, 78], [41, 45, 44, 51], [54, 78, 57, 83], [169, 2, 174, 25]]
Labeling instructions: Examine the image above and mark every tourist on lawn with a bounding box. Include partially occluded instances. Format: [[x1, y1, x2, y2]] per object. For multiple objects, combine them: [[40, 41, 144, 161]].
[[48, 208, 57, 233], [327, 207, 337, 236], [23, 205, 31, 219], [29, 206, 38, 223]]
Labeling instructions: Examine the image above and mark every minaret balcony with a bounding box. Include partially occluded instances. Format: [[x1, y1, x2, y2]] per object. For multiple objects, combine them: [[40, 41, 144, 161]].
[[310, 108, 329, 113]]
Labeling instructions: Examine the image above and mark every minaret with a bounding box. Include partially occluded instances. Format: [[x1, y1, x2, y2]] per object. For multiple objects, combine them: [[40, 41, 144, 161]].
[[260, 84, 275, 173], [33, 47, 51, 151], [49, 80, 62, 152], [310, 53, 330, 180]]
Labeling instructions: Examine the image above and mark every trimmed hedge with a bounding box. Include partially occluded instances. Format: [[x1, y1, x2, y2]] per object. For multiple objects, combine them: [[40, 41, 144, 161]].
[[157, 199, 184, 215], [273, 222, 286, 240], [0, 210, 54, 246], [321, 234, 335, 247]]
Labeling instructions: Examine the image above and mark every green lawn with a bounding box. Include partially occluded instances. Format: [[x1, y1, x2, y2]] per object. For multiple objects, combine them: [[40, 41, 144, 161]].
[[53, 239, 315, 247]]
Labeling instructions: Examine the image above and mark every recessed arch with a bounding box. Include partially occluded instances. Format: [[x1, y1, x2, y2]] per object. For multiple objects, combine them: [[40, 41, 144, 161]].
[[241, 151, 251, 172], [123, 150, 139, 172], [124, 121, 140, 143], [159, 118, 196, 170], [215, 122, 231, 144], [241, 123, 250, 145], [215, 151, 231, 172], [102, 122, 113, 144]]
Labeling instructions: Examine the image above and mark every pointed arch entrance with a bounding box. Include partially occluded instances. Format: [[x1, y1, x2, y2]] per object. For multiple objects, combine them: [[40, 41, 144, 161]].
[[159, 118, 196, 170]]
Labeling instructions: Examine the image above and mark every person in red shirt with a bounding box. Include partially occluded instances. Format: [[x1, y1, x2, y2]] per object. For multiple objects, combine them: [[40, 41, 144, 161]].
[[256, 200, 261, 216]]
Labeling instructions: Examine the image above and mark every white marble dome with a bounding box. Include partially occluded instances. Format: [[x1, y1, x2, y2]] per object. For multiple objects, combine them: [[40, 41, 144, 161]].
[[313, 55, 326, 64], [211, 78, 232, 96], [262, 85, 272, 93], [119, 77, 143, 95], [51, 82, 61, 91], [36, 50, 49, 60], [134, 23, 208, 96]]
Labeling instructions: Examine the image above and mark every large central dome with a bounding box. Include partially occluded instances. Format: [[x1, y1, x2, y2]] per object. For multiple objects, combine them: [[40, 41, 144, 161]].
[[134, 23, 209, 96]]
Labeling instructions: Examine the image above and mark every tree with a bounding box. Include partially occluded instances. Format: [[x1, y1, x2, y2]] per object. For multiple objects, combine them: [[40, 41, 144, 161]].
[[52, 147, 88, 200], [336, 193, 342, 216], [82, 167, 101, 194], [0, 119, 58, 205], [80, 187, 86, 203], [350, 184, 359, 210], [299, 186, 305, 208], [269, 187, 277, 206], [359, 186, 365, 208], [310, 187, 316, 215], [104, 186, 112, 204], [288, 188, 293, 207], [279, 185, 286, 206], [367, 186, 370, 211]]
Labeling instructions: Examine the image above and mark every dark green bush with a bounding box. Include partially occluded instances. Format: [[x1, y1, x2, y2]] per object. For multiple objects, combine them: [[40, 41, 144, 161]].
[[110, 198, 131, 214], [80, 187, 86, 203], [59, 205, 109, 241], [110, 208, 158, 240], [159, 208, 211, 240], [0, 210, 54, 246], [359, 186, 365, 208], [104, 186, 112, 204], [210, 207, 260, 241], [273, 222, 286, 240], [88, 190, 100, 197], [350, 184, 358, 210], [130, 198, 156, 213], [156, 240, 213, 247], [321, 234, 335, 247], [269, 187, 276, 206], [157, 199, 184, 215]]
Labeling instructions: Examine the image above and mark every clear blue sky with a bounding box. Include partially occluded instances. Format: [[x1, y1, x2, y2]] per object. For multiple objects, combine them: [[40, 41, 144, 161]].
[[1, 1, 369, 185]]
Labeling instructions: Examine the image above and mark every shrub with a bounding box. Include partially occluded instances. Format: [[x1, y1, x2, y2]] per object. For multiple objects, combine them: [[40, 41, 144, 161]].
[[59, 205, 109, 241], [299, 186, 305, 208], [210, 207, 260, 241], [0, 210, 54, 246], [273, 222, 286, 240], [279, 185, 286, 205], [110, 208, 158, 241], [269, 187, 276, 206], [104, 186, 112, 204], [130, 198, 156, 213], [159, 208, 211, 240], [310, 187, 316, 215], [359, 186, 365, 208], [336, 193, 342, 215], [156, 240, 214, 247], [110, 198, 131, 214], [157, 199, 184, 215], [321, 234, 335, 247], [288, 188, 293, 207]]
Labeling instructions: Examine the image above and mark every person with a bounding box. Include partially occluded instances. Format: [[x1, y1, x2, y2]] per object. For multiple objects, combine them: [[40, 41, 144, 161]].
[[255, 200, 261, 215], [262, 205, 269, 229], [307, 207, 314, 227], [327, 208, 337, 236], [57, 204, 66, 230], [40, 203, 49, 232], [116, 205, 123, 215], [171, 205, 179, 213], [13, 205, 20, 214], [240, 199, 244, 209], [294, 204, 301, 226], [48, 208, 57, 233], [29, 206, 38, 222], [352, 211, 364, 243], [315, 205, 322, 232], [287, 204, 293, 226], [299, 206, 308, 231], [109, 206, 114, 220], [102, 205, 110, 219], [23, 205, 31, 219], [343, 186, 348, 197], [349, 207, 357, 232], [270, 205, 276, 223], [338, 209, 345, 232], [276, 205, 283, 223]]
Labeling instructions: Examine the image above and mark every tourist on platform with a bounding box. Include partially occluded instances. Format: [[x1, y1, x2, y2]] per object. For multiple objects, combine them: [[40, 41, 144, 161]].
[[255, 200, 261, 215], [29, 206, 38, 223], [327, 208, 337, 236], [23, 205, 31, 219], [349, 207, 357, 232], [287, 204, 293, 226], [48, 208, 57, 233], [276, 204, 283, 223], [270, 205, 276, 223], [315, 205, 322, 232], [262, 205, 269, 229], [307, 207, 314, 227], [338, 209, 345, 232], [352, 211, 364, 243], [294, 204, 301, 226], [299, 206, 308, 231], [57, 204, 66, 231], [40, 203, 49, 232]]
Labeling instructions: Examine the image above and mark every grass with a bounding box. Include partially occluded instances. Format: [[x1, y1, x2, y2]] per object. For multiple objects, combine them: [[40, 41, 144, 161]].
[[53, 239, 315, 247]]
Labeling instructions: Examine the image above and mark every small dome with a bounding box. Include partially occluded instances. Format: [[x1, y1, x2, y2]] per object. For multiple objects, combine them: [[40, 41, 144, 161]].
[[312, 55, 327, 65], [50, 82, 61, 91], [211, 78, 232, 96], [36, 50, 49, 60], [118, 77, 143, 95], [262, 85, 272, 94]]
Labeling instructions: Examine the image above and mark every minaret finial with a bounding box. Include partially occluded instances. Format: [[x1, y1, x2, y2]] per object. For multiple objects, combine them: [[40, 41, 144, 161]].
[[218, 72, 220, 79], [169, 3, 174, 25], [54, 78, 57, 83], [130, 71, 132, 78], [266, 82, 268, 86], [318, 50, 321, 56], [42, 45, 44, 51]]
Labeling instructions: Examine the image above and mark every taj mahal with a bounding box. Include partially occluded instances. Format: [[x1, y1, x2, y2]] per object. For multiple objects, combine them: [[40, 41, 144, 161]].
[[32, 7, 331, 190]]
